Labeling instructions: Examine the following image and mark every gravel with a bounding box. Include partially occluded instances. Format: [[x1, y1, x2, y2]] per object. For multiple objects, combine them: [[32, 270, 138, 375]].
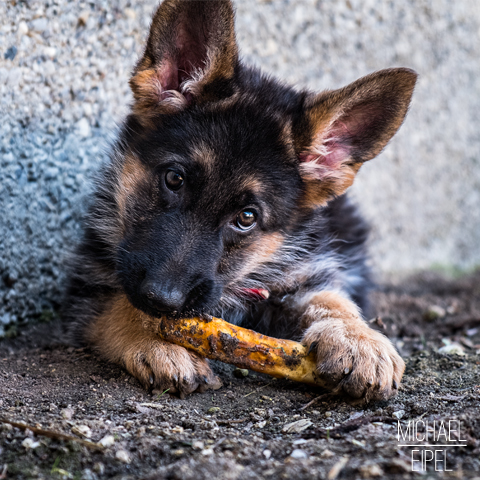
[[1, 0, 479, 324], [1, 301, 479, 480]]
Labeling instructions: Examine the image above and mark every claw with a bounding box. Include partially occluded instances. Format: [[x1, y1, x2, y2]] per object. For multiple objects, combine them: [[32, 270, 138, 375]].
[[344, 367, 350, 375], [149, 375, 154, 385], [393, 379, 398, 390], [366, 379, 373, 387], [203, 375, 208, 384], [308, 342, 319, 355]]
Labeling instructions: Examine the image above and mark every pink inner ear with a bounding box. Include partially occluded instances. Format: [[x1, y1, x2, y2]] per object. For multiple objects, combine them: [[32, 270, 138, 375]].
[[299, 131, 352, 181], [154, 22, 209, 102], [156, 59, 180, 100], [299, 104, 375, 181]]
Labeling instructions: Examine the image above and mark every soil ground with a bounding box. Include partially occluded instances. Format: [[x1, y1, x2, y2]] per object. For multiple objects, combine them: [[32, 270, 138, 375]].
[[1, 272, 479, 480]]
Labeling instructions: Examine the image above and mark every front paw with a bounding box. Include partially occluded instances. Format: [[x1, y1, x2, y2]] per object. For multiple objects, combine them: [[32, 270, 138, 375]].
[[303, 319, 405, 402], [122, 338, 222, 398]]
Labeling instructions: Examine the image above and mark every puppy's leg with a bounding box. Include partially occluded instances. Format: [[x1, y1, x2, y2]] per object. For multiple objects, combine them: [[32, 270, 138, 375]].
[[300, 291, 404, 401], [84, 294, 221, 397]]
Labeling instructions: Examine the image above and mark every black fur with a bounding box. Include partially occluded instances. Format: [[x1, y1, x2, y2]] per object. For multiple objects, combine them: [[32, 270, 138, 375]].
[[64, 74, 372, 342], [62, 1, 414, 401]]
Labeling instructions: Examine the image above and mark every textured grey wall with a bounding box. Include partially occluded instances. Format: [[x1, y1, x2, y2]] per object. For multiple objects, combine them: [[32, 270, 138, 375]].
[[1, 0, 479, 329]]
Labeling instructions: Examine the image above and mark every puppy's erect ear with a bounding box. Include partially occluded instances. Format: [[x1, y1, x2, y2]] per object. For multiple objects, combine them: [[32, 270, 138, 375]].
[[294, 68, 417, 207], [130, 0, 238, 121]]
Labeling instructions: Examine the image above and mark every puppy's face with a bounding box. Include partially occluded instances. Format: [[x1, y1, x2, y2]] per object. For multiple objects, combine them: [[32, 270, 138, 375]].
[[115, 104, 302, 318], [97, 0, 415, 319]]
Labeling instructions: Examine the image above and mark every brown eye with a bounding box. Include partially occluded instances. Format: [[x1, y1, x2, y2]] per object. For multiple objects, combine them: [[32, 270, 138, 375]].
[[235, 210, 257, 231], [165, 170, 184, 191]]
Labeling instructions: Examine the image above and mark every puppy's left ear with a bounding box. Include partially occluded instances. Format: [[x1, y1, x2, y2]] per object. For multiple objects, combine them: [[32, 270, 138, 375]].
[[294, 68, 417, 207], [130, 0, 238, 122]]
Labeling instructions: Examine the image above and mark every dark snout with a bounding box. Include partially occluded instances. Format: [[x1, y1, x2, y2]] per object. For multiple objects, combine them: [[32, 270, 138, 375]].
[[139, 276, 217, 316], [118, 223, 223, 318], [140, 279, 186, 313]]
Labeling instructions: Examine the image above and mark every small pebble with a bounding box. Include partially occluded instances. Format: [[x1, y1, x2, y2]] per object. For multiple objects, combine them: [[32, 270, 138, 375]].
[[388, 458, 411, 472], [43, 46, 56, 58], [350, 438, 366, 447], [424, 305, 446, 321], [93, 463, 105, 475], [31, 17, 48, 32], [78, 10, 90, 27], [81, 469, 97, 480], [321, 449, 335, 458], [438, 341, 465, 356], [115, 450, 131, 464], [4, 46, 17, 61], [359, 463, 384, 478], [192, 440, 204, 450], [17, 21, 28, 35], [124, 8, 136, 19], [282, 419, 312, 433], [207, 407, 220, 414], [289, 449, 308, 459], [293, 438, 308, 445], [76, 118, 91, 138], [348, 411, 364, 420], [392, 410, 405, 419], [22, 438, 40, 449], [233, 368, 249, 378], [98, 434, 115, 448]]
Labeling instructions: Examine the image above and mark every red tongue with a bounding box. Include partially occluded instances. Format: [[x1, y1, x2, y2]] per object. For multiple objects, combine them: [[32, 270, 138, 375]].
[[241, 288, 270, 300]]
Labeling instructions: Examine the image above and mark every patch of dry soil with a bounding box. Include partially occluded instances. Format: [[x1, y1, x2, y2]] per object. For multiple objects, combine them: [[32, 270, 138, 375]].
[[1, 272, 480, 479]]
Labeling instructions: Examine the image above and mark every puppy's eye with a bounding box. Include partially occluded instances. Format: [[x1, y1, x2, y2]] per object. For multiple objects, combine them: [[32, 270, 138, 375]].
[[234, 210, 257, 231], [165, 170, 184, 191]]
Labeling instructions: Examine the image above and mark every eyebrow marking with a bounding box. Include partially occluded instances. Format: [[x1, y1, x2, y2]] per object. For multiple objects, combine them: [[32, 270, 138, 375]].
[[190, 141, 216, 173]]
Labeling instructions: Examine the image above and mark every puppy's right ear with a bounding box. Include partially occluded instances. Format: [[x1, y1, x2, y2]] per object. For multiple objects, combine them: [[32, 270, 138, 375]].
[[130, 0, 238, 123]]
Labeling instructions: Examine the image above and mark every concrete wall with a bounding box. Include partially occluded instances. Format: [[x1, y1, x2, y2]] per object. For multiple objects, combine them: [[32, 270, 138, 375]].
[[1, 0, 479, 327]]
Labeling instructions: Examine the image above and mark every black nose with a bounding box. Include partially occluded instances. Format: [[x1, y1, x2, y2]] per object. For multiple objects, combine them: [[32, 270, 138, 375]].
[[140, 279, 186, 313]]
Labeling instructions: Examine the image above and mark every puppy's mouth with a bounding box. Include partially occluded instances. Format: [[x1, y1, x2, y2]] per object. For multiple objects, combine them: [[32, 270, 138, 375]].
[[137, 303, 208, 321], [129, 284, 269, 320]]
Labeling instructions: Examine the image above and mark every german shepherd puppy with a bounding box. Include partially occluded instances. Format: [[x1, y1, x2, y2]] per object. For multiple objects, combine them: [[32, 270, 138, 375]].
[[64, 0, 416, 402]]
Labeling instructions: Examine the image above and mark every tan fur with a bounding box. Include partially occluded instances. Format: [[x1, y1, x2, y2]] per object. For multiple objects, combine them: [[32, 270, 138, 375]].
[[130, 68, 189, 124], [300, 291, 405, 401], [183, 30, 238, 104], [87, 294, 221, 397], [190, 142, 216, 172], [241, 176, 264, 195], [207, 91, 241, 112], [219, 232, 285, 288], [115, 153, 149, 223], [297, 68, 416, 209], [304, 69, 416, 161], [129, 0, 238, 126], [300, 163, 362, 209], [239, 232, 285, 275]]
